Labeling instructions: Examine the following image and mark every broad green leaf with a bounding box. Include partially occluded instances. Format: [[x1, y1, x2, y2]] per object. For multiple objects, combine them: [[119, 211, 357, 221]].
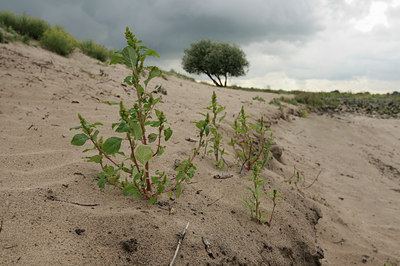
[[110, 54, 123, 65], [116, 121, 129, 133], [176, 171, 186, 180], [148, 196, 158, 204], [71, 134, 89, 146], [135, 145, 153, 165], [97, 178, 106, 189], [148, 133, 158, 143], [123, 184, 141, 199], [124, 76, 133, 85], [87, 154, 102, 163], [137, 85, 144, 94], [103, 137, 122, 155], [131, 122, 143, 140], [143, 49, 160, 57], [164, 128, 172, 141], [144, 67, 162, 86], [122, 46, 138, 69]]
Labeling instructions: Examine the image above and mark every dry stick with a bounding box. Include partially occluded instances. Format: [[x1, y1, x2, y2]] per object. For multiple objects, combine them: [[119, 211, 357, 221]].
[[0, 219, 3, 234], [303, 170, 322, 189], [47, 196, 99, 207], [170, 222, 190, 266], [207, 196, 224, 207]]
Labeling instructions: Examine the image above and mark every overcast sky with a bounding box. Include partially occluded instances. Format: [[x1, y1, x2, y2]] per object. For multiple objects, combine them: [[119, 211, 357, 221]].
[[2, 0, 400, 93]]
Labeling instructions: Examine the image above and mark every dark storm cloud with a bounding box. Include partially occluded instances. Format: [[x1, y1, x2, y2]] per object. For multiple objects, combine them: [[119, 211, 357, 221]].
[[1, 0, 322, 57]]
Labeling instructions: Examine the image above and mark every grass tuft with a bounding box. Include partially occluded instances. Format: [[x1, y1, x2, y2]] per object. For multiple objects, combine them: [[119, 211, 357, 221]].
[[39, 25, 76, 56]]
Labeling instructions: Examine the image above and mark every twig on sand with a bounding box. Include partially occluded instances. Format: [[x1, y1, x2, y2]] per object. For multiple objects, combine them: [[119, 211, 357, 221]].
[[207, 196, 224, 207], [0, 219, 3, 234], [46, 195, 99, 207], [170, 222, 190, 266]]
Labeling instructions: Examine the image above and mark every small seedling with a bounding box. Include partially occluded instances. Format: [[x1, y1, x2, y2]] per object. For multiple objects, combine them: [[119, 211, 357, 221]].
[[243, 158, 282, 225], [195, 91, 227, 168], [252, 96, 265, 102], [285, 166, 321, 196], [229, 106, 273, 173], [71, 27, 196, 203]]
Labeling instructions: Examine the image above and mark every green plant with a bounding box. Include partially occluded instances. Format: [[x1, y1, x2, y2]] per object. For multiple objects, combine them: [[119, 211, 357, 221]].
[[252, 96, 265, 102], [165, 69, 196, 82], [203, 91, 227, 168], [182, 39, 249, 87], [243, 158, 282, 225], [269, 98, 281, 106], [299, 109, 308, 118], [285, 167, 321, 196], [40, 25, 76, 56], [79, 40, 108, 62], [80, 68, 96, 79], [229, 106, 273, 173], [71, 27, 196, 203], [0, 11, 50, 40], [153, 84, 167, 95]]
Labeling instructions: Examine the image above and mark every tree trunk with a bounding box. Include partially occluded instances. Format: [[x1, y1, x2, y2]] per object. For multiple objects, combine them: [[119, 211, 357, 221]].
[[224, 73, 228, 87], [205, 72, 222, 87]]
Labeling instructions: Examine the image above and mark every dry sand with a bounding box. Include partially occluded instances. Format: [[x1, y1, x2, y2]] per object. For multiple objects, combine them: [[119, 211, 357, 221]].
[[0, 42, 399, 265]]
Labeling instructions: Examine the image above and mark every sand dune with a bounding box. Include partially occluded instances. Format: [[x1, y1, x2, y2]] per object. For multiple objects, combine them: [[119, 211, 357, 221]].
[[1, 42, 399, 265]]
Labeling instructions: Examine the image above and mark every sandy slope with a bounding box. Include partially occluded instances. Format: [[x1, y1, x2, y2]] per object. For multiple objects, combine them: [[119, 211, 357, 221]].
[[0, 42, 399, 265]]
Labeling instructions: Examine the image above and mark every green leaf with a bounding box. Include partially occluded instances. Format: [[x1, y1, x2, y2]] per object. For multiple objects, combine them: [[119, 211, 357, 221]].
[[103, 137, 122, 155], [136, 145, 153, 165], [110, 54, 123, 65], [71, 134, 89, 146], [87, 154, 102, 163], [164, 128, 173, 141], [123, 184, 141, 198], [143, 49, 160, 57], [137, 85, 145, 94], [148, 196, 158, 204], [144, 67, 162, 86], [69, 125, 82, 130], [176, 184, 183, 198], [148, 133, 158, 143], [157, 146, 165, 156], [124, 76, 133, 85], [122, 46, 138, 69], [131, 122, 143, 140], [102, 101, 119, 105], [97, 178, 106, 189], [116, 121, 129, 133], [176, 171, 186, 180]]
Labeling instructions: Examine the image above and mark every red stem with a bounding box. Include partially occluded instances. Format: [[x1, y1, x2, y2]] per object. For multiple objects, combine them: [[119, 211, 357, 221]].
[[88, 136, 119, 167]]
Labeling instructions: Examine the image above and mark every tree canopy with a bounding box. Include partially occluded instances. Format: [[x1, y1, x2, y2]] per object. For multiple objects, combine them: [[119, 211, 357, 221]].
[[182, 39, 249, 87]]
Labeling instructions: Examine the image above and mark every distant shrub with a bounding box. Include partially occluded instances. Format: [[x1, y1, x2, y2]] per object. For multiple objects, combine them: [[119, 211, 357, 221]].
[[165, 69, 196, 82], [40, 25, 76, 56], [269, 98, 281, 106], [17, 14, 50, 40], [79, 40, 108, 62], [253, 96, 265, 102], [0, 31, 4, 43], [294, 93, 325, 107], [0, 10, 19, 29], [299, 109, 308, 118], [0, 11, 50, 40]]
